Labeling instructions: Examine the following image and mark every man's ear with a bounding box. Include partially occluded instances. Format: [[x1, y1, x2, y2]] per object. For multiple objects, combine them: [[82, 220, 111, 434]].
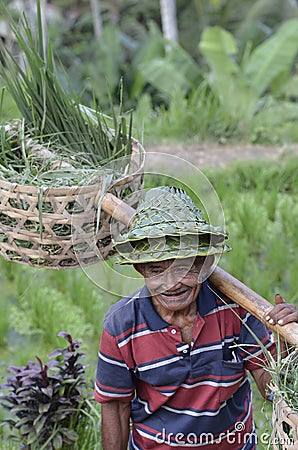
[[205, 255, 215, 268], [197, 255, 216, 283], [133, 263, 146, 276]]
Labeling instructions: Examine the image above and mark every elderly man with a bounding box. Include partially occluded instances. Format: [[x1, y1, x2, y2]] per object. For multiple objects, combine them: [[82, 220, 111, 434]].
[[94, 186, 298, 450]]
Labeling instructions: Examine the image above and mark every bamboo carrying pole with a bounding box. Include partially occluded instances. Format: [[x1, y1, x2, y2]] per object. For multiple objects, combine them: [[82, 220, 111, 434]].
[[209, 267, 298, 348], [101, 193, 298, 348]]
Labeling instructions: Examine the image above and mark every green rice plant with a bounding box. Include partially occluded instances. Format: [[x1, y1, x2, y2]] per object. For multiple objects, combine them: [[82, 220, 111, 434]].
[[251, 101, 298, 145], [262, 233, 290, 285], [245, 260, 276, 302], [261, 189, 281, 223], [73, 400, 102, 450], [0, 264, 14, 348], [10, 286, 93, 349], [205, 157, 298, 197], [278, 194, 298, 247], [288, 257, 298, 302], [229, 193, 268, 248], [0, 259, 18, 282], [206, 158, 298, 306], [0, 296, 10, 348], [47, 269, 107, 337]]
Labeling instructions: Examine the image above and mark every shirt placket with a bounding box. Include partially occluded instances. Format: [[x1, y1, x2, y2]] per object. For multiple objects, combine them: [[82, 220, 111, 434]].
[[167, 326, 192, 359], [190, 314, 206, 350]]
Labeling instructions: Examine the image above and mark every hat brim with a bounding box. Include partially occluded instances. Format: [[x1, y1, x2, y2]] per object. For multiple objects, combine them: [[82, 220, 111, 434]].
[[113, 235, 231, 265], [115, 222, 228, 244]]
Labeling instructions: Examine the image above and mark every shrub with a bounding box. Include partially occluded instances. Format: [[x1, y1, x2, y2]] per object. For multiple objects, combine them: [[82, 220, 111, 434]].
[[0, 332, 94, 449]]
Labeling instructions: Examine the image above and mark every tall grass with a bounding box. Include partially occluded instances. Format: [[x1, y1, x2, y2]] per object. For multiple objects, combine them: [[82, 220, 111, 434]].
[[0, 282, 10, 348], [134, 83, 238, 144]]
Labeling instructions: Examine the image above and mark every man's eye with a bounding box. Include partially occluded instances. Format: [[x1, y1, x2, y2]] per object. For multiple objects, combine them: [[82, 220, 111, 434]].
[[148, 269, 164, 276], [173, 267, 190, 274]]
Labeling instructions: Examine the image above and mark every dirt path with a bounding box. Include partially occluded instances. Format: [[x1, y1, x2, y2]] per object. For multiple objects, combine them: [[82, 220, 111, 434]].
[[146, 142, 298, 170]]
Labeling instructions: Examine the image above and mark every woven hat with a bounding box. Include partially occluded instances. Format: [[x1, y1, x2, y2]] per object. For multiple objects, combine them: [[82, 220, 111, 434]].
[[113, 186, 230, 264]]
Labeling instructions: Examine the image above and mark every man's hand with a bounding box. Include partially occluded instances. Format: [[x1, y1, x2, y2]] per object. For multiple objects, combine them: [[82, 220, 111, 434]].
[[265, 294, 298, 357], [265, 294, 298, 326], [252, 295, 298, 399]]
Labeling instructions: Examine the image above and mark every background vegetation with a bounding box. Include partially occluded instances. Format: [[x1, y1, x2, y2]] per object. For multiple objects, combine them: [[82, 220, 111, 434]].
[[1, 0, 298, 448], [1, 0, 298, 144], [1, 157, 298, 448]]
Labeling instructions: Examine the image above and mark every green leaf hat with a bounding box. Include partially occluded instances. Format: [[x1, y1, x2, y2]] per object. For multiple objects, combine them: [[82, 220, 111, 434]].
[[113, 186, 230, 264]]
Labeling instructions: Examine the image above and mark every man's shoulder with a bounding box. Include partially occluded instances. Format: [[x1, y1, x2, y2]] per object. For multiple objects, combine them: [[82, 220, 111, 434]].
[[202, 279, 244, 315], [105, 287, 145, 317], [103, 286, 149, 335]]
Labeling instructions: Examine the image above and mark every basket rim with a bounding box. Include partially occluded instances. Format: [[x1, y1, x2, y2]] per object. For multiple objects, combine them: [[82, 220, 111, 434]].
[[0, 137, 145, 195]]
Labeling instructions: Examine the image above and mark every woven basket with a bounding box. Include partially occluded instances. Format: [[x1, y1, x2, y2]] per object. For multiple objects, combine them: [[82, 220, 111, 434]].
[[272, 397, 298, 449], [0, 138, 145, 269]]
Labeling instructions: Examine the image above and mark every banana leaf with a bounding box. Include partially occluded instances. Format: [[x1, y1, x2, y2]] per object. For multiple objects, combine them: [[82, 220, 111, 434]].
[[199, 20, 298, 121], [199, 26, 258, 120], [243, 18, 298, 96]]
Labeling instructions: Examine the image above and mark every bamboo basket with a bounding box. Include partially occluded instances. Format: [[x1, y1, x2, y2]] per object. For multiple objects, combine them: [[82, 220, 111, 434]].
[[0, 139, 145, 269], [272, 398, 298, 449]]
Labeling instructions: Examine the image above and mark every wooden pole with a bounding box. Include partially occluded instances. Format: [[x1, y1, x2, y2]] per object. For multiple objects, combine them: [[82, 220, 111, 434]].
[[101, 193, 135, 229], [210, 266, 298, 348]]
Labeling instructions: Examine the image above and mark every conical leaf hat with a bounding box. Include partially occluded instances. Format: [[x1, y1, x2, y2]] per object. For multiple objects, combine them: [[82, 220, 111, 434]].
[[114, 186, 230, 264]]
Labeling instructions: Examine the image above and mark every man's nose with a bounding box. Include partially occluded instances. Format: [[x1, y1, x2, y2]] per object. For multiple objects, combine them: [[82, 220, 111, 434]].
[[162, 271, 182, 290]]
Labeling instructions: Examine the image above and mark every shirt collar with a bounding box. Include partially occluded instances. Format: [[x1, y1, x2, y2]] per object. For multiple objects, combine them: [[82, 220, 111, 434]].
[[197, 280, 219, 317]]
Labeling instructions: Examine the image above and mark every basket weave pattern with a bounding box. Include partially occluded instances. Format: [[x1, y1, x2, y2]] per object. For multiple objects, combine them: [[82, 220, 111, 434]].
[[272, 398, 298, 449], [0, 141, 144, 269]]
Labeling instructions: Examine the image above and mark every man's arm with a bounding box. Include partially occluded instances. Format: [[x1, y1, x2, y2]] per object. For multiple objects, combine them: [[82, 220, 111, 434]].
[[102, 400, 131, 450], [251, 294, 298, 399], [250, 367, 272, 399]]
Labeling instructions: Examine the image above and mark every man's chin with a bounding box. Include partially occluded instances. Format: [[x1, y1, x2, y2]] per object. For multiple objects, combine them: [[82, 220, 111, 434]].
[[158, 290, 192, 308]]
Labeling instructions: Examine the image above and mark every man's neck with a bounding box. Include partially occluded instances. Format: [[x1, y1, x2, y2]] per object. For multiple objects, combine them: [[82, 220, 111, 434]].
[[151, 296, 198, 327]]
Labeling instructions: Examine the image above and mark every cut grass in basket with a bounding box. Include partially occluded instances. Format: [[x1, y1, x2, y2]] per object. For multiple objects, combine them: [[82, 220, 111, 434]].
[[0, 3, 144, 268], [0, 1, 133, 185]]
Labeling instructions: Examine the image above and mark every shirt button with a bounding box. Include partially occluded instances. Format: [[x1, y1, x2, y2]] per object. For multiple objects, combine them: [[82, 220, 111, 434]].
[[171, 329, 177, 335], [183, 349, 188, 354]]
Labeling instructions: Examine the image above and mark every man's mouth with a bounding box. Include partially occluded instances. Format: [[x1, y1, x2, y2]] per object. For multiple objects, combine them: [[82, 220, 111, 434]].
[[161, 288, 189, 298]]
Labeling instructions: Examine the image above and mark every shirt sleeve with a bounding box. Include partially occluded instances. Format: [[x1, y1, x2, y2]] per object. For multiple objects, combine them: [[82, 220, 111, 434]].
[[238, 311, 276, 372], [94, 327, 135, 403]]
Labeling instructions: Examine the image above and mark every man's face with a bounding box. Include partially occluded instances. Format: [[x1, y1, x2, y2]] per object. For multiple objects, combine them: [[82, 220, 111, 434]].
[[135, 256, 212, 312]]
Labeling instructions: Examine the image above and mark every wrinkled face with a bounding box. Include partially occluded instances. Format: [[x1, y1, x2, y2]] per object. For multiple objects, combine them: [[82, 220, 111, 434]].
[[135, 256, 213, 312]]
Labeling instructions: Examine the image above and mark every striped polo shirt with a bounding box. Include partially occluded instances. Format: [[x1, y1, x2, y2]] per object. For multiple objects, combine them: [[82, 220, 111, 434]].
[[95, 280, 276, 449]]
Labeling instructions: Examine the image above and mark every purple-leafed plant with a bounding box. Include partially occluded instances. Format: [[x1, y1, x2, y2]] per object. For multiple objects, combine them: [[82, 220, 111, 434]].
[[0, 332, 92, 449]]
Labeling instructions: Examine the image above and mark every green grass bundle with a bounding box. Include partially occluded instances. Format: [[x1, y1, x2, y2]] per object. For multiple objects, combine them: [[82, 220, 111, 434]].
[[0, 2, 134, 188], [271, 350, 298, 413]]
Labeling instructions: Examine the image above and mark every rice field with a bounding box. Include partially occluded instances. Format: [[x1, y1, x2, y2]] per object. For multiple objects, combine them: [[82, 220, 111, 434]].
[[1, 156, 298, 449]]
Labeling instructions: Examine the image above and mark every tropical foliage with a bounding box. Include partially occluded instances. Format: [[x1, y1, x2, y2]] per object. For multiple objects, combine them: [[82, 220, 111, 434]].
[[1, 0, 298, 144]]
